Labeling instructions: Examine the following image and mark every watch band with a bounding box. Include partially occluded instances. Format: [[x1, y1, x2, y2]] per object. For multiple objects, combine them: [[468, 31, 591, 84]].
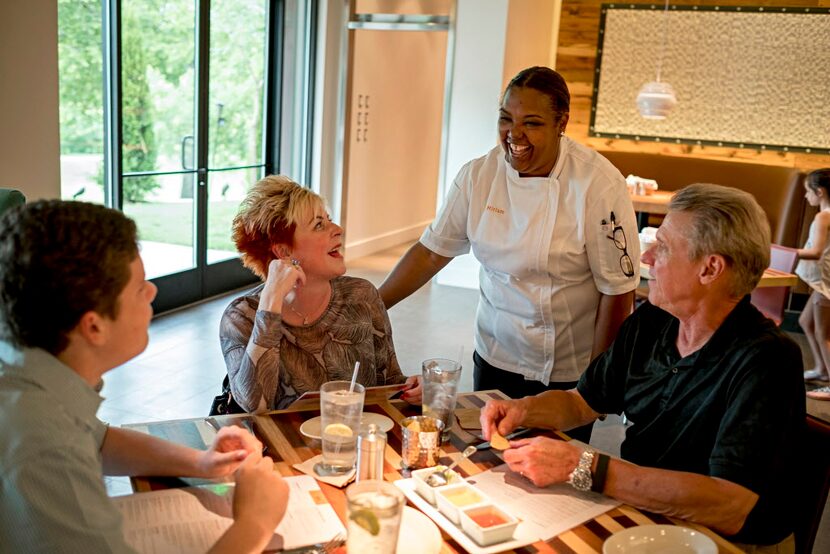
[[591, 453, 610, 493]]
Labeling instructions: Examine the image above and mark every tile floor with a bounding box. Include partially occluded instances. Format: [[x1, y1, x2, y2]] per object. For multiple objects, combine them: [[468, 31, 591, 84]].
[[101, 242, 827, 552]]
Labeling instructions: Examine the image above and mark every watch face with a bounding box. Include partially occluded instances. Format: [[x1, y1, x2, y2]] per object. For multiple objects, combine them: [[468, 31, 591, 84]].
[[569, 449, 595, 492]]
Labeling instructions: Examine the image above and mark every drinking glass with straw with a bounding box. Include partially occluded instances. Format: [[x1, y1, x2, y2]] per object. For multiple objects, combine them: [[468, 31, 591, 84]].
[[315, 362, 365, 476]]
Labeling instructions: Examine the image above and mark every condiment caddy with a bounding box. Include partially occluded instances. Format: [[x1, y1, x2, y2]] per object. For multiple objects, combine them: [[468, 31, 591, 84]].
[[407, 465, 519, 547]]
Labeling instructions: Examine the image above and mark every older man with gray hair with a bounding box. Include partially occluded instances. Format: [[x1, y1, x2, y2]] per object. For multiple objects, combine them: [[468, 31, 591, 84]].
[[481, 183, 805, 552]]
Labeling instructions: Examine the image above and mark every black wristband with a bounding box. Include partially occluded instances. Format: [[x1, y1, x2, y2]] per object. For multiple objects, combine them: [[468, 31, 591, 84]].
[[591, 453, 610, 493]]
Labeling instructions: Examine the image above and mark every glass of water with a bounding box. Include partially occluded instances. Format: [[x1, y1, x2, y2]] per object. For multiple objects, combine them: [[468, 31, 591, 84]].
[[422, 358, 462, 443], [346, 480, 405, 554], [317, 380, 365, 476]]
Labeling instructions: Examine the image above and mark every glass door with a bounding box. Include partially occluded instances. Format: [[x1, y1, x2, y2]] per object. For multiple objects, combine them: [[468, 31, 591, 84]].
[[110, 0, 275, 311]]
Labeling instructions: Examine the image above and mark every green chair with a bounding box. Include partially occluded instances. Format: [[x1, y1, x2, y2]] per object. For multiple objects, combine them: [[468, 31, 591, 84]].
[[0, 189, 26, 215]]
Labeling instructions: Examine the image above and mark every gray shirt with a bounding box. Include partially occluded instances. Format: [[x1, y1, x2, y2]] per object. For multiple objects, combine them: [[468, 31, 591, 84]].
[[0, 346, 134, 553]]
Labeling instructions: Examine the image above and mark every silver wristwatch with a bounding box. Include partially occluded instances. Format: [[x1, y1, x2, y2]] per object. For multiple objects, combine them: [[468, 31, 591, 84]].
[[567, 449, 595, 492]]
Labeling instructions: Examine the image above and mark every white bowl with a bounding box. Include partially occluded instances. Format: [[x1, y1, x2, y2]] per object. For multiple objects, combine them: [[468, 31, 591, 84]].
[[458, 504, 519, 546], [603, 524, 717, 553], [434, 483, 487, 524], [411, 465, 462, 504]]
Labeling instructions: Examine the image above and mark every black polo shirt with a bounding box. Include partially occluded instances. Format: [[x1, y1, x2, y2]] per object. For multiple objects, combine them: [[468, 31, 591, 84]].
[[578, 297, 805, 545]]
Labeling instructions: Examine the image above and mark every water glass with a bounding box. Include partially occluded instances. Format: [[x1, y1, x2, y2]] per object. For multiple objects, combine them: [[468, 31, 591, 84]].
[[422, 358, 462, 442], [346, 480, 405, 554], [318, 380, 365, 475]]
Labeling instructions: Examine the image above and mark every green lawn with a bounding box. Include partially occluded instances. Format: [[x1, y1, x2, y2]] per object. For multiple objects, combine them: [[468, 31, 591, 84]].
[[125, 201, 240, 252]]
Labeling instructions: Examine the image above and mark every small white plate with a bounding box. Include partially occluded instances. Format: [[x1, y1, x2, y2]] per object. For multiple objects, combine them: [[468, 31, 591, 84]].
[[396, 506, 441, 554], [603, 524, 717, 554], [299, 412, 395, 440]]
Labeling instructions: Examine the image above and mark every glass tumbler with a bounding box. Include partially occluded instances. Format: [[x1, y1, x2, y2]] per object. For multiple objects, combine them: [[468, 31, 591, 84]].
[[422, 358, 462, 442], [346, 479, 405, 554], [317, 380, 365, 476]]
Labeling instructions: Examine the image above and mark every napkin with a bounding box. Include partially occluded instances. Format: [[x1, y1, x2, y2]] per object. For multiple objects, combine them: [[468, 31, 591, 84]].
[[455, 407, 482, 430], [293, 455, 355, 488], [625, 174, 659, 194]]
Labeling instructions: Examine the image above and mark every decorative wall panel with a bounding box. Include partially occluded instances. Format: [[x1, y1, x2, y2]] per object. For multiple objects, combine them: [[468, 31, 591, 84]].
[[590, 5, 830, 154]]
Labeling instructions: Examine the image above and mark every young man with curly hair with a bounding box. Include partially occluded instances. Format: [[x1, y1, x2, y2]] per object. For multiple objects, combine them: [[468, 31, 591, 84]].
[[0, 201, 288, 553]]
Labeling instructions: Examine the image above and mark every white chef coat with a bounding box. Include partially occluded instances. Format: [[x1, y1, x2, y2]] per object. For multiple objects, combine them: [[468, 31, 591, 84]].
[[420, 138, 640, 384]]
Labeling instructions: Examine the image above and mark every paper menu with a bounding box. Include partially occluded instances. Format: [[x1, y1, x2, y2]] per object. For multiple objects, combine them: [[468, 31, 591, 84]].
[[274, 475, 345, 545], [287, 383, 410, 410], [465, 465, 620, 541], [114, 476, 345, 554]]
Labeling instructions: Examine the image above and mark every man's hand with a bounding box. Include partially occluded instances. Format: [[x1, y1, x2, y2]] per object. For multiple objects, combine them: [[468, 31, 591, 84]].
[[196, 426, 262, 478], [502, 437, 582, 487], [400, 375, 423, 405], [479, 398, 528, 441], [233, 454, 289, 533]]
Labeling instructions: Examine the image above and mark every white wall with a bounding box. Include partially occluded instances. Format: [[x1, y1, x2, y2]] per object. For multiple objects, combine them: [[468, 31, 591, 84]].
[[441, 0, 561, 201], [439, 0, 509, 203], [502, 0, 561, 86], [0, 1, 61, 201], [312, 0, 347, 215]]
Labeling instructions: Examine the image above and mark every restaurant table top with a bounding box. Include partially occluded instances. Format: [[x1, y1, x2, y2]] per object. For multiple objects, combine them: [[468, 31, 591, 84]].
[[630, 190, 674, 216], [640, 263, 798, 288], [807, 396, 830, 424], [124, 390, 742, 553]]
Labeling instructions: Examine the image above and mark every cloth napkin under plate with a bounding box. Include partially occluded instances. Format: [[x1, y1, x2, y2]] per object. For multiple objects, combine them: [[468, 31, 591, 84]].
[[455, 407, 482, 430], [293, 455, 355, 488]]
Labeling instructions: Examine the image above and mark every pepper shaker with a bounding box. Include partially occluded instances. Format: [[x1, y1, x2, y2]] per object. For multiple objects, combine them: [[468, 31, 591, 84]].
[[356, 423, 386, 481]]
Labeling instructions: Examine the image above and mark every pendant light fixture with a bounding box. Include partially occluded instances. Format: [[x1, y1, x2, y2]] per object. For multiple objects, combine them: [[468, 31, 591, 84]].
[[636, 0, 677, 119]]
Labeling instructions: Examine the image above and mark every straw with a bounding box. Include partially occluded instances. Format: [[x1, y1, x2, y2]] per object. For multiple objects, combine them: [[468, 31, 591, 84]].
[[349, 361, 360, 392], [456, 345, 464, 371]]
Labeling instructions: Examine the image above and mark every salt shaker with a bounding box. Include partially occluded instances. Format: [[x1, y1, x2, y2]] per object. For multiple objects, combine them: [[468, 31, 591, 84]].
[[356, 423, 386, 481]]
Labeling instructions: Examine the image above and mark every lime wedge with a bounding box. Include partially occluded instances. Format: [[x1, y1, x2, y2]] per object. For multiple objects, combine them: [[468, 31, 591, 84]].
[[350, 508, 380, 536]]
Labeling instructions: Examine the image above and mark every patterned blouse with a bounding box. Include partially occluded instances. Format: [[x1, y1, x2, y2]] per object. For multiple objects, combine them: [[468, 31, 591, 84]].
[[219, 276, 406, 411]]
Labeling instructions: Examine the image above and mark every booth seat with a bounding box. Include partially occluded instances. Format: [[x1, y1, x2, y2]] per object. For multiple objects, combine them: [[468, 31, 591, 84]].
[[599, 151, 810, 248]]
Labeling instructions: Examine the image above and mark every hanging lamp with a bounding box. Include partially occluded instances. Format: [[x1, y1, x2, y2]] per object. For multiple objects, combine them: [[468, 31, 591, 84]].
[[636, 0, 677, 119]]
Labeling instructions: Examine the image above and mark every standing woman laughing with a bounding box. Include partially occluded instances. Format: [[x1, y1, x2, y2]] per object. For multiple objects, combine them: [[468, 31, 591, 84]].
[[379, 67, 638, 442], [218, 175, 420, 412]]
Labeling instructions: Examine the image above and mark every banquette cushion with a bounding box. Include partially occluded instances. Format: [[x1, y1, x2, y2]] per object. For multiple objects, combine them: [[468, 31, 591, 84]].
[[598, 151, 809, 248]]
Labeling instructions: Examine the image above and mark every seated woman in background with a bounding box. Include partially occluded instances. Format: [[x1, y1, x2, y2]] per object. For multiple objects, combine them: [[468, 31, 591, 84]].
[[219, 175, 421, 412]]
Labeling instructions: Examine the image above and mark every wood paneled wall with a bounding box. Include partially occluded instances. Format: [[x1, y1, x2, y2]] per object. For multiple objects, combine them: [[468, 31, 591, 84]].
[[556, 0, 830, 171]]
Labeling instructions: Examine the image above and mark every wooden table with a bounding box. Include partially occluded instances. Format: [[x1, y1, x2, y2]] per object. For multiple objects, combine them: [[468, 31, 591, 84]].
[[126, 391, 741, 553], [630, 190, 674, 216], [807, 396, 830, 425], [630, 190, 673, 229], [640, 263, 798, 288]]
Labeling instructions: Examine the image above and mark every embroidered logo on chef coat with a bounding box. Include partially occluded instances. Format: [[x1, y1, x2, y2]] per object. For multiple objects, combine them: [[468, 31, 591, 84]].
[[486, 205, 505, 215]]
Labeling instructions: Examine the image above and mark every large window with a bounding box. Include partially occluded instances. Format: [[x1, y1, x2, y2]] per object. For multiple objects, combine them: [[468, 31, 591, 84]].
[[58, 0, 316, 312], [58, 0, 105, 204]]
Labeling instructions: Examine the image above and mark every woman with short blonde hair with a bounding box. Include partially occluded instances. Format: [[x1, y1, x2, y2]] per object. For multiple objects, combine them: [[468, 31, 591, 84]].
[[218, 175, 420, 412]]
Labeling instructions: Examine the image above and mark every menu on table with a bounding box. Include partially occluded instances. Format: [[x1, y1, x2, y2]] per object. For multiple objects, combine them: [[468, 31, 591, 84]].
[[113, 475, 344, 554], [287, 383, 410, 410], [466, 465, 620, 541], [397, 462, 621, 554]]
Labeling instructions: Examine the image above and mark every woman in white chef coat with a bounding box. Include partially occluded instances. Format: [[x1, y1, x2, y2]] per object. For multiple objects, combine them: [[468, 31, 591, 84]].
[[379, 67, 639, 442]]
